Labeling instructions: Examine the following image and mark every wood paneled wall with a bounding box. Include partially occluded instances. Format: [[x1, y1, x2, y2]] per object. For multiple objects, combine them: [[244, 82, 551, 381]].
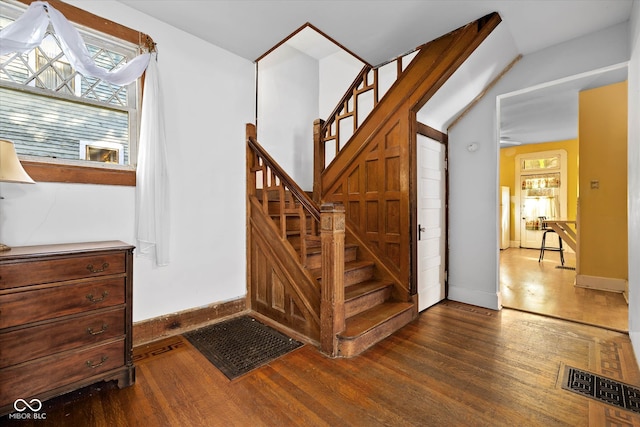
[[321, 13, 501, 290], [248, 198, 321, 343]]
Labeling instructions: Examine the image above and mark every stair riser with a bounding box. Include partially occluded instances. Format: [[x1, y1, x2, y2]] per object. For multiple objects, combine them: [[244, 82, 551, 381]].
[[305, 246, 357, 270], [338, 307, 414, 358], [344, 265, 374, 286], [345, 287, 392, 318], [271, 216, 313, 232], [267, 202, 304, 216]]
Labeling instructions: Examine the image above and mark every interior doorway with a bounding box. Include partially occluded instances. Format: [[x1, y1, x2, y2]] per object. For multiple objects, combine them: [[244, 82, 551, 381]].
[[496, 65, 628, 331]]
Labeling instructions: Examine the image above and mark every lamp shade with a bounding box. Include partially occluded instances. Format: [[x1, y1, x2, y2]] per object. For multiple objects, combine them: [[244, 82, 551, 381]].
[[0, 139, 35, 183]]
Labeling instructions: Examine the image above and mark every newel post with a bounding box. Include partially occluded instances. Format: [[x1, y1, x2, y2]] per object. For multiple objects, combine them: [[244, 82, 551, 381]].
[[320, 202, 345, 357], [313, 119, 325, 203]]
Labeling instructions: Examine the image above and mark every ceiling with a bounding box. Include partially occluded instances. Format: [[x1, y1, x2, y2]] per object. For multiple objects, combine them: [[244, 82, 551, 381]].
[[117, 0, 633, 144]]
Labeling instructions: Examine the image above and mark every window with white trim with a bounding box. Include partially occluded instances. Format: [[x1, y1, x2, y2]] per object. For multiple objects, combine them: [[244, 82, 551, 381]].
[[0, 1, 141, 168]]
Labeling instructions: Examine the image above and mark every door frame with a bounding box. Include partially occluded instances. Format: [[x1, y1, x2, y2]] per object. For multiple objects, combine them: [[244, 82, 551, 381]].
[[410, 117, 448, 297]]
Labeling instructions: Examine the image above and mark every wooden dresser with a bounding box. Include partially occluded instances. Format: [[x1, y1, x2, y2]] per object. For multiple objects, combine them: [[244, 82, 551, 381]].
[[0, 241, 135, 416]]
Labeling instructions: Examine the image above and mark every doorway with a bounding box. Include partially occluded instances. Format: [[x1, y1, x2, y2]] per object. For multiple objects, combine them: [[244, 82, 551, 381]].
[[497, 65, 629, 331], [414, 123, 448, 312]]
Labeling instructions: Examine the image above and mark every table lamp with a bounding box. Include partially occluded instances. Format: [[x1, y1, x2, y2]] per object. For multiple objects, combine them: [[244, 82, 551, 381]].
[[0, 139, 35, 251]]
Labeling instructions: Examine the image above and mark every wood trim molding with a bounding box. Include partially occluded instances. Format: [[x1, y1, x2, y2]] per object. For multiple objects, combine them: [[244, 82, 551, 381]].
[[11, 1, 155, 185], [16, 0, 146, 45], [255, 22, 370, 66], [132, 298, 247, 346], [22, 161, 136, 186], [447, 54, 522, 131], [416, 122, 447, 141]]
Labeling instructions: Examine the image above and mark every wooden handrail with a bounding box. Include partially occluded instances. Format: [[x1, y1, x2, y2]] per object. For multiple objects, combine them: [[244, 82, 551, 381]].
[[314, 50, 420, 196], [247, 131, 320, 222]]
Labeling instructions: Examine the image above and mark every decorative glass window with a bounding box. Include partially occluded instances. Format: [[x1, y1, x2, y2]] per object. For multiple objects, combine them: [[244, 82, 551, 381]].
[[520, 156, 560, 171], [0, 1, 140, 167]]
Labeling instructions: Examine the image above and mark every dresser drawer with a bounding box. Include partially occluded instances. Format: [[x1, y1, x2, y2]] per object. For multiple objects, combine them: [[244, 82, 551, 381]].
[[0, 308, 125, 368], [0, 252, 126, 290], [0, 339, 125, 408], [0, 279, 125, 329]]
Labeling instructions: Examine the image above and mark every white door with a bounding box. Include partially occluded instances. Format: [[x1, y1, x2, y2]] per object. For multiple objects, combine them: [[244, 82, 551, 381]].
[[417, 135, 446, 311]]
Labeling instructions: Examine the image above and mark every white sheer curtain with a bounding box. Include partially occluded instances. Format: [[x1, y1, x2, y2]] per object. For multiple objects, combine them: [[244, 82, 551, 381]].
[[0, 1, 170, 265], [136, 56, 170, 266]]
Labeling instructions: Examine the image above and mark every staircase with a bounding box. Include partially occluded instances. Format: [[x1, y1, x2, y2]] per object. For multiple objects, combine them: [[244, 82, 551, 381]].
[[304, 223, 413, 358], [247, 12, 502, 358], [255, 181, 414, 358]]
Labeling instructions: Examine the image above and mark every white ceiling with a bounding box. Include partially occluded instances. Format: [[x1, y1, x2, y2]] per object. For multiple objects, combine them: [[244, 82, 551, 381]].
[[117, 0, 632, 65], [116, 0, 633, 144]]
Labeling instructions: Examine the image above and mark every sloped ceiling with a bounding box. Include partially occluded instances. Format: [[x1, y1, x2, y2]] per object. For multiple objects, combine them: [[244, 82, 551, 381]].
[[117, 0, 633, 144]]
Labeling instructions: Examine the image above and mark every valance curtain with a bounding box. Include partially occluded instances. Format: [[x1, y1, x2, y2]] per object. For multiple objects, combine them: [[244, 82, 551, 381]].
[[0, 1, 170, 266]]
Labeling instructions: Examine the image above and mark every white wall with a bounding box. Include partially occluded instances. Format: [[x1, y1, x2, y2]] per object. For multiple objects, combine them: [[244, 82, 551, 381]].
[[448, 22, 630, 310], [257, 45, 363, 191], [0, 1, 255, 322], [628, 0, 640, 359], [257, 45, 318, 191], [319, 50, 363, 118]]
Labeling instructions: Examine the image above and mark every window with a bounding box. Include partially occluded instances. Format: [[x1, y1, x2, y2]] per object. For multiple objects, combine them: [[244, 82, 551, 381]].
[[0, 0, 150, 185]]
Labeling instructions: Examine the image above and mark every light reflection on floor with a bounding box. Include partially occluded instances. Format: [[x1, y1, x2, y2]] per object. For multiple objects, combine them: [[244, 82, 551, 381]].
[[499, 247, 627, 332]]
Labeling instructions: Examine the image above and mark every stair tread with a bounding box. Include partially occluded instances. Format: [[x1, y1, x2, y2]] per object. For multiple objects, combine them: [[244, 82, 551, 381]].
[[309, 260, 374, 279], [345, 280, 393, 301], [341, 302, 414, 338]]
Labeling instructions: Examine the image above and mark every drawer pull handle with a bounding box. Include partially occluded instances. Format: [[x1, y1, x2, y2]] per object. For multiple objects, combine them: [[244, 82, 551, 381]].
[[87, 324, 109, 335], [86, 291, 109, 303], [86, 356, 108, 369], [87, 262, 109, 273]]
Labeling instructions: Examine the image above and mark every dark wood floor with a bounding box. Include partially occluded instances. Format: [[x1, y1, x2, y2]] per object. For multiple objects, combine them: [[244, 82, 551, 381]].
[[500, 247, 628, 332], [3, 301, 640, 426]]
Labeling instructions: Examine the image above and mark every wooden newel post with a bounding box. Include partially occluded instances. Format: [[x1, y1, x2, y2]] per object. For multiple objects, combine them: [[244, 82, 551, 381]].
[[320, 202, 345, 357], [313, 119, 325, 203]]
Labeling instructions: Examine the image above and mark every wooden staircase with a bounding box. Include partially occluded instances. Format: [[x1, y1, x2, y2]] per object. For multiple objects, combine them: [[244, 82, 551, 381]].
[[258, 185, 414, 357], [247, 12, 502, 358], [306, 231, 414, 357]]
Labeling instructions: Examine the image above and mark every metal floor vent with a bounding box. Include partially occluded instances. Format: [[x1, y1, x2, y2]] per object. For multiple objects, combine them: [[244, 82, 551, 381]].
[[562, 366, 640, 413], [184, 316, 303, 380], [555, 265, 576, 270]]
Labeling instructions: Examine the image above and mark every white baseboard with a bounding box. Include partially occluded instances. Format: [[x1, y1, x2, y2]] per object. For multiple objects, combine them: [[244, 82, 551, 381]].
[[575, 274, 627, 293]]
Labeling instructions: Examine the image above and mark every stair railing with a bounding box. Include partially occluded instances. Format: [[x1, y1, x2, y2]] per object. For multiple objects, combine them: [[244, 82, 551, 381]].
[[247, 124, 346, 355], [247, 124, 320, 264], [313, 50, 419, 201]]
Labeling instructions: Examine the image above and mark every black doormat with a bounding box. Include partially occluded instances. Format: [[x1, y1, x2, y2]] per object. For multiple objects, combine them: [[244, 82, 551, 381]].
[[561, 365, 640, 413], [183, 316, 303, 380]]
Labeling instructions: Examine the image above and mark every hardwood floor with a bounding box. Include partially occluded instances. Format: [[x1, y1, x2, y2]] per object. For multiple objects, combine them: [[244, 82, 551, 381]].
[[500, 247, 628, 332], [3, 301, 640, 426]]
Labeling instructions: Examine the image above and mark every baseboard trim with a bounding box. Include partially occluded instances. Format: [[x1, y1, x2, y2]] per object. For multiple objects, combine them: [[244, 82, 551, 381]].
[[575, 275, 627, 293], [133, 297, 247, 347]]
